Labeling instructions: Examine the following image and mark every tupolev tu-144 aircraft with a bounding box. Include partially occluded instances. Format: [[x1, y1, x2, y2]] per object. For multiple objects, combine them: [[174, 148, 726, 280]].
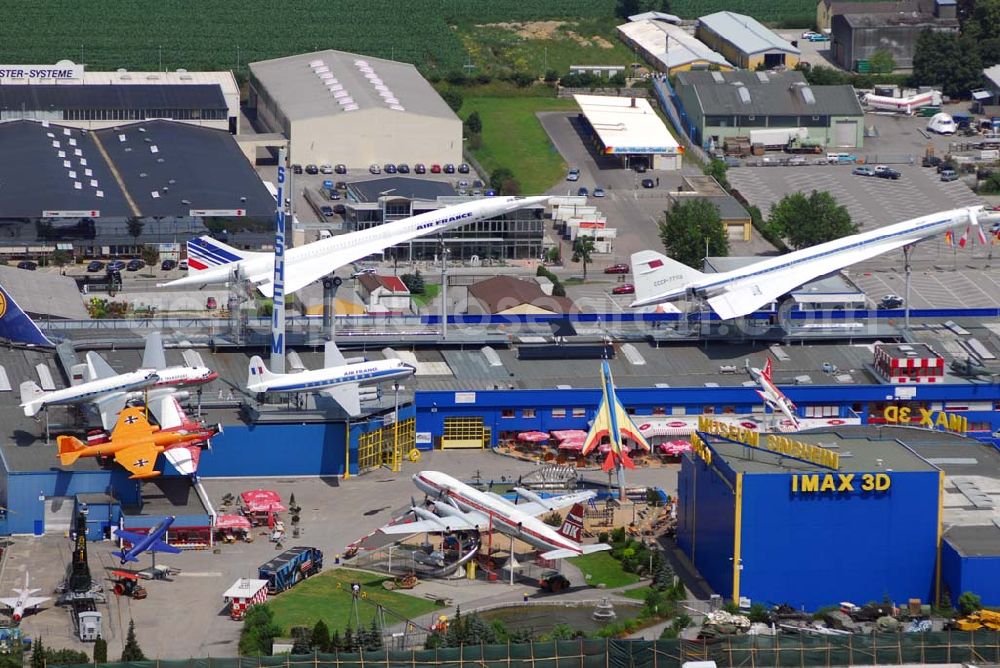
[[630, 205, 998, 320]]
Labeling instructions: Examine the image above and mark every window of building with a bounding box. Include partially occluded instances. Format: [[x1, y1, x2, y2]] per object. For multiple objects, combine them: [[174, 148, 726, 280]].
[[501, 409, 514, 418], [552, 408, 566, 418], [652, 407, 666, 415], [721, 406, 735, 414], [702, 406, 714, 414], [572, 407, 586, 417], [522, 408, 536, 418]]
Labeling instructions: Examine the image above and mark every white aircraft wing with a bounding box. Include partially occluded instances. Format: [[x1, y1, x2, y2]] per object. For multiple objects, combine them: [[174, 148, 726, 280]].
[[21, 596, 49, 608], [707, 235, 918, 319], [320, 384, 361, 417], [93, 392, 128, 431], [86, 351, 118, 381], [141, 331, 167, 370], [148, 392, 185, 430], [324, 341, 346, 367], [516, 490, 596, 517], [380, 512, 481, 535], [163, 446, 200, 476], [0, 598, 18, 609]]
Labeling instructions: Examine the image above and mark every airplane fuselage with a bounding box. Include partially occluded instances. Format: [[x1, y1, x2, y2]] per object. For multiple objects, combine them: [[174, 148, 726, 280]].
[[412, 471, 583, 556], [250, 359, 412, 394], [750, 369, 799, 424], [23, 371, 158, 414], [118, 516, 174, 563]]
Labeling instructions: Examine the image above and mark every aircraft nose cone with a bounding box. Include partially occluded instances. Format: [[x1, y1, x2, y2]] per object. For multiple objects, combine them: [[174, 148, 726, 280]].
[[12, 614, 20, 622]]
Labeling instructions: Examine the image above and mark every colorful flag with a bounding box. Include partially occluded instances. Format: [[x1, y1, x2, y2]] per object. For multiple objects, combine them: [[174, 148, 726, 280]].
[[945, 230, 954, 246], [978, 226, 988, 245], [958, 227, 969, 248]]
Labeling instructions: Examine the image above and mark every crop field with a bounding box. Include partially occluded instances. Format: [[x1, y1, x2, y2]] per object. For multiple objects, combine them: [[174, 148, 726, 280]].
[[1, 1, 618, 75], [2, 1, 833, 76]]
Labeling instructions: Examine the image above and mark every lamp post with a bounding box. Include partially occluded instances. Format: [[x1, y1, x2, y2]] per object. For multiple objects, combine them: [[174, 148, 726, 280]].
[[393, 380, 400, 472]]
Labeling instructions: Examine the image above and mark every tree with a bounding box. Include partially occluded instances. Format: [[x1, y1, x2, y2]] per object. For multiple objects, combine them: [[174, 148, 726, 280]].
[[121, 620, 146, 661], [440, 89, 464, 113], [767, 190, 857, 250], [464, 111, 482, 135], [868, 49, 896, 74], [571, 236, 596, 279], [658, 199, 728, 268], [31, 637, 45, 668], [365, 618, 383, 651], [551, 283, 567, 297], [703, 158, 729, 189], [980, 37, 1000, 68], [47, 649, 91, 664], [543, 70, 559, 83], [141, 245, 160, 267], [400, 270, 425, 295], [342, 626, 356, 653], [912, 30, 982, 98], [958, 591, 983, 616], [308, 620, 330, 652], [93, 637, 108, 664], [126, 217, 144, 244], [51, 249, 72, 267], [290, 627, 312, 655], [965, 0, 1000, 39], [541, 511, 563, 527], [239, 605, 282, 656]]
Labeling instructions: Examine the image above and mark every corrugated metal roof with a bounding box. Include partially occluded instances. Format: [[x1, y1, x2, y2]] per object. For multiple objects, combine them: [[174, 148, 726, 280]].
[[0, 266, 88, 319], [675, 70, 863, 117], [0, 84, 226, 111], [617, 20, 731, 70], [698, 11, 800, 56], [985, 64, 1000, 89], [627, 11, 682, 24], [249, 49, 459, 123]]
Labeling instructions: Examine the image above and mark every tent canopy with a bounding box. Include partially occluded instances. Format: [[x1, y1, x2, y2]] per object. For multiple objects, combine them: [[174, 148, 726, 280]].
[[240, 489, 286, 513]]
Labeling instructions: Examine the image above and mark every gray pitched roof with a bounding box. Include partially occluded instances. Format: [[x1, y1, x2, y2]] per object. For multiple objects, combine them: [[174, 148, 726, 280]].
[[698, 11, 800, 55], [675, 70, 864, 117]]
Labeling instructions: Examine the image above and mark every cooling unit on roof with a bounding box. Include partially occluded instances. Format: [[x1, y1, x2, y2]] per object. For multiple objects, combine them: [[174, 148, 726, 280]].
[[338, 97, 355, 106], [68, 170, 77, 178], [334, 90, 349, 98], [63, 128, 71, 136], [328, 84, 344, 92], [151, 191, 160, 199], [74, 182, 82, 190], [62, 160, 71, 168], [319, 72, 334, 80], [57, 151, 66, 158], [384, 97, 399, 105], [90, 179, 98, 188], [313, 65, 330, 73], [46, 132, 54, 138], [309, 60, 324, 67]]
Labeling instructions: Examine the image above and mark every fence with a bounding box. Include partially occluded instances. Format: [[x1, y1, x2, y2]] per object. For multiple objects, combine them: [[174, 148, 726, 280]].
[[651, 78, 706, 164], [54, 631, 1000, 668]]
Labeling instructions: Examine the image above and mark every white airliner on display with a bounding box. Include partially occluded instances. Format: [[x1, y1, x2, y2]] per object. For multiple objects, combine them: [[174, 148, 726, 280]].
[[630, 206, 996, 319], [21, 331, 218, 431], [161, 196, 549, 297], [0, 572, 49, 622], [747, 358, 799, 428], [380, 471, 610, 561], [246, 341, 414, 417]]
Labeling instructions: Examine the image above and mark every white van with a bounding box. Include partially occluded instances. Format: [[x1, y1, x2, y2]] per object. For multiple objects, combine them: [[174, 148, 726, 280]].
[[927, 112, 957, 135]]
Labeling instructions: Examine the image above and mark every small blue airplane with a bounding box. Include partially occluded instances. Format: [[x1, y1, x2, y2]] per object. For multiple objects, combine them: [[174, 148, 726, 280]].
[[113, 516, 182, 565]]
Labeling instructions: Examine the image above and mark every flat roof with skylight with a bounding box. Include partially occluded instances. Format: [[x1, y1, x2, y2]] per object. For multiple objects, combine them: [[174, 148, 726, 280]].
[[573, 94, 680, 156]]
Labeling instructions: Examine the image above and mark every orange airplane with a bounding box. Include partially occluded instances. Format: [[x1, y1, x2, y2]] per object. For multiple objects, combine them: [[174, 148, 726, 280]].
[[57, 406, 220, 479]]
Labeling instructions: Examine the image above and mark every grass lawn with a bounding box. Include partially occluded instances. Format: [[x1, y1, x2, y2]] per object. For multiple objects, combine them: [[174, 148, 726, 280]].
[[411, 283, 440, 308], [267, 568, 442, 634], [623, 586, 653, 601], [460, 97, 579, 194], [570, 552, 642, 589]]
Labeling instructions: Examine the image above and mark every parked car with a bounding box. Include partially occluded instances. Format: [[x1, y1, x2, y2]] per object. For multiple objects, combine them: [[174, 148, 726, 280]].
[[880, 294, 904, 309], [86, 260, 105, 272], [335, 180, 347, 190], [577, 187, 589, 197], [458, 163, 470, 174], [126, 259, 144, 271], [852, 166, 877, 177], [369, 164, 382, 174], [566, 168, 580, 181], [940, 169, 959, 182], [604, 264, 629, 274], [178, 260, 188, 271], [16, 261, 36, 271], [319, 164, 334, 174], [538, 571, 570, 594], [593, 187, 606, 198], [802, 31, 829, 41], [328, 190, 341, 201], [612, 283, 635, 295], [107, 260, 126, 271], [874, 167, 901, 180], [384, 163, 397, 174], [323, 179, 334, 190], [335, 164, 347, 174], [641, 178, 655, 188], [320, 205, 335, 217], [206, 297, 218, 310], [291, 164, 303, 174], [160, 259, 177, 271], [473, 179, 484, 189], [922, 155, 943, 168], [458, 179, 470, 188], [305, 164, 319, 174], [443, 163, 456, 174], [430, 164, 442, 173], [397, 163, 410, 174], [801, 30, 821, 39], [415, 163, 427, 174]]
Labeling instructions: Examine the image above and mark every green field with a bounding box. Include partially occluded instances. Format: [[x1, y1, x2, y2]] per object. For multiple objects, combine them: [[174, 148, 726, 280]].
[[266, 568, 442, 634], [1, 1, 618, 75], [1, 2, 828, 78], [570, 552, 642, 589], [458, 17, 636, 77], [460, 96, 578, 194]]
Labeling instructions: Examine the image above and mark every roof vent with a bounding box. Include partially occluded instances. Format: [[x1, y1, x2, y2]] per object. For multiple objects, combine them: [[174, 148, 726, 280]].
[[124, 147, 132, 152], [150, 145, 159, 153], [138, 127, 146, 133], [168, 179, 176, 184], [799, 85, 816, 105], [390, 104, 405, 111], [334, 90, 349, 98], [116, 68, 127, 74], [151, 191, 160, 198], [162, 186, 169, 192], [139, 172, 148, 178], [240, 196, 247, 202], [756, 71, 769, 83], [96, 190, 104, 197], [176, 68, 188, 73], [156, 157, 165, 163], [735, 84, 751, 104], [343, 104, 359, 111], [308, 59, 324, 68], [143, 137, 151, 142], [711, 71, 725, 83]]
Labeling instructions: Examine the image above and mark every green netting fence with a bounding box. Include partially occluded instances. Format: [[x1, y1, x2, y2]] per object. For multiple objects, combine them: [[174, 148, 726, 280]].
[[58, 631, 1000, 668]]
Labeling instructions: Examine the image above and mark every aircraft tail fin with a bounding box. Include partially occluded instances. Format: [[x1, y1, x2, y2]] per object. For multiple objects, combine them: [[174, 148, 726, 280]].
[[556, 503, 586, 542], [57, 435, 87, 466], [247, 356, 277, 391], [185, 236, 250, 273], [111, 551, 139, 564], [0, 284, 55, 347], [19, 381, 46, 417], [629, 251, 705, 306], [761, 358, 773, 382]]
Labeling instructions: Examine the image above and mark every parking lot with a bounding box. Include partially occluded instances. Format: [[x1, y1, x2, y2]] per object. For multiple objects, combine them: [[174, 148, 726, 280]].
[[848, 265, 1000, 309]]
